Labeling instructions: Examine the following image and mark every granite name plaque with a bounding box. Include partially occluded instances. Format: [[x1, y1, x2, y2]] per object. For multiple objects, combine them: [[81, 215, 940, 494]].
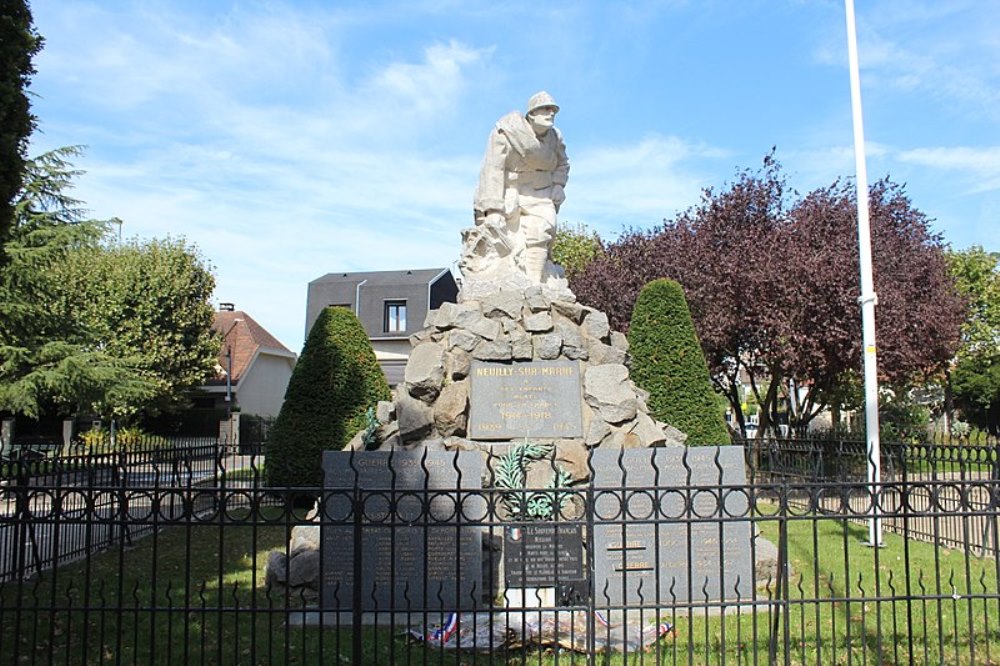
[[321, 451, 485, 611], [504, 523, 585, 587], [591, 447, 753, 605], [469, 360, 583, 439]]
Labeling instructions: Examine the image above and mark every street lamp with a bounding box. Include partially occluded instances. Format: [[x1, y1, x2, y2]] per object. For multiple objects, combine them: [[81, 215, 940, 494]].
[[222, 316, 243, 417]]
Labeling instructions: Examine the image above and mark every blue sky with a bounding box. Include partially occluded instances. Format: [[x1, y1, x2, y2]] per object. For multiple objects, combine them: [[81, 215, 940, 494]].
[[27, 0, 1000, 353]]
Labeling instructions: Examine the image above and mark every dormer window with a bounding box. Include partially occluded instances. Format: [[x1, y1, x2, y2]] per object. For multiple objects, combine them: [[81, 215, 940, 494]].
[[384, 300, 407, 333]]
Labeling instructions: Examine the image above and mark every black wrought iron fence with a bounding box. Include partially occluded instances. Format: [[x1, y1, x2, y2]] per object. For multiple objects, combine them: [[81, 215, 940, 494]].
[[1, 441, 999, 664]]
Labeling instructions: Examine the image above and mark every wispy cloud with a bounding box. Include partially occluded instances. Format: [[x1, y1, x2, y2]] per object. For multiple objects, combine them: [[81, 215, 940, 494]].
[[563, 135, 730, 234], [898, 147, 1000, 192], [27, 0, 998, 350], [813, 1, 1000, 122]]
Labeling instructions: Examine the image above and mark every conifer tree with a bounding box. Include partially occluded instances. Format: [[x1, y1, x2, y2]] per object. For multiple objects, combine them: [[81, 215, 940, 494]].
[[266, 307, 391, 487], [628, 278, 730, 445], [1, 0, 43, 256]]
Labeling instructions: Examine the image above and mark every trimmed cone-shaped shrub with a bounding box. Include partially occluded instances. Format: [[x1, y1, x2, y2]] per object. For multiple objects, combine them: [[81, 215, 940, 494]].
[[266, 306, 391, 487], [627, 278, 730, 445]]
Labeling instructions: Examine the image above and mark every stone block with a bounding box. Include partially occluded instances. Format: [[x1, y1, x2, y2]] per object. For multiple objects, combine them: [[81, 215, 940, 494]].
[[610, 331, 629, 352], [404, 341, 445, 403], [555, 439, 590, 481], [376, 400, 395, 424], [408, 328, 432, 346], [434, 380, 469, 437], [449, 329, 480, 352], [554, 316, 586, 360], [265, 550, 288, 586], [472, 339, 513, 361], [585, 419, 611, 447], [662, 423, 688, 446], [606, 428, 642, 449], [467, 316, 502, 341], [376, 421, 401, 449], [587, 338, 627, 365], [533, 333, 562, 360], [288, 549, 320, 587], [523, 311, 553, 332], [509, 328, 533, 360], [629, 410, 666, 447], [396, 390, 435, 442], [445, 349, 472, 379], [581, 310, 611, 341], [481, 291, 524, 319], [583, 364, 638, 424], [443, 436, 480, 452], [435, 302, 481, 330], [524, 285, 550, 312], [551, 299, 585, 323]]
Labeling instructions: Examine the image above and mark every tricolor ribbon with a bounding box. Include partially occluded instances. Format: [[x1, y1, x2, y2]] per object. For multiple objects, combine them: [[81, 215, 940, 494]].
[[427, 613, 460, 644]]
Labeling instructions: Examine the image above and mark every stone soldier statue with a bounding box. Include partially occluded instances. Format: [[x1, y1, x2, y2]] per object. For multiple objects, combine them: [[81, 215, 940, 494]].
[[461, 91, 571, 293]]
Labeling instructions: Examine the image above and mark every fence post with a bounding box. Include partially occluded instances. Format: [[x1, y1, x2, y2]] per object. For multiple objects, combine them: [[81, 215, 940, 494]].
[[768, 483, 791, 666], [352, 484, 363, 665], [586, 462, 596, 665]]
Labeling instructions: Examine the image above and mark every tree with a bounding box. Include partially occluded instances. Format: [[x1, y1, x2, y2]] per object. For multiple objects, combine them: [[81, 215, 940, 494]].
[[266, 307, 390, 488], [0, 0, 42, 257], [552, 221, 604, 280], [947, 246, 1000, 433], [627, 279, 730, 444], [571, 156, 965, 438], [59, 237, 220, 420], [0, 148, 155, 418], [951, 356, 1000, 435]]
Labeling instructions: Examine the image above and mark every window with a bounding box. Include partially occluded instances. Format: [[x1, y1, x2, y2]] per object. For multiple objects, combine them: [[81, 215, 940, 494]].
[[384, 300, 407, 332]]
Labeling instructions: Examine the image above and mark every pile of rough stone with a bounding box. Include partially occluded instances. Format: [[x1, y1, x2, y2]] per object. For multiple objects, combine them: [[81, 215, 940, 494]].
[[264, 515, 321, 602], [347, 285, 686, 472]]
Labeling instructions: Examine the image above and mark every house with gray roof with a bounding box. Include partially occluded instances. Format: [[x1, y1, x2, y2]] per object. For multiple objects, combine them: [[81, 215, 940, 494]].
[[305, 268, 459, 386]]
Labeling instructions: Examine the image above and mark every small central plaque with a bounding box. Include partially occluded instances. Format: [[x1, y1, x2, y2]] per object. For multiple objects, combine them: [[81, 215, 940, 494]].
[[469, 360, 583, 439], [504, 523, 585, 587]]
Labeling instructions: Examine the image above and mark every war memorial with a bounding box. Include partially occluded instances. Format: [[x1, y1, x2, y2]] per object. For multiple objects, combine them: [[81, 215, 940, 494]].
[[3, 89, 997, 665], [265, 91, 762, 650]]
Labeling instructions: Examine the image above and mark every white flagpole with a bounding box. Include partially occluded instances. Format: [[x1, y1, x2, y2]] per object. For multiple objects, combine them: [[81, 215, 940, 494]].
[[845, 0, 883, 546]]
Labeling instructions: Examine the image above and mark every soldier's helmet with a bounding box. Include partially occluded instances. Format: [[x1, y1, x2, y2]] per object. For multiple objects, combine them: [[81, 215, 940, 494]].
[[526, 91, 559, 114]]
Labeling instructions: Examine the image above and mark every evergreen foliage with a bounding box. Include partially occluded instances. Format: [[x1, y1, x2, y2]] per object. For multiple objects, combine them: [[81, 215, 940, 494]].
[[0, 0, 42, 256], [627, 278, 730, 445], [0, 148, 155, 418], [265, 306, 391, 487], [1, 148, 217, 421]]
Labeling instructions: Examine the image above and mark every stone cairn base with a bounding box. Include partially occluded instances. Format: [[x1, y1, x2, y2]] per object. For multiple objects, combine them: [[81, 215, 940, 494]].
[[266, 285, 690, 602], [351, 285, 687, 458]]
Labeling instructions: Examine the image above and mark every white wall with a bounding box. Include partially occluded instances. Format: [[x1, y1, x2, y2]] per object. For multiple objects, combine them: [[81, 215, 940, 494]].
[[236, 353, 295, 417]]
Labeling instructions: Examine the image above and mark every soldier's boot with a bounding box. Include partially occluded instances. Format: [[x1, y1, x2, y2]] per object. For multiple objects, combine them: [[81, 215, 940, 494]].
[[523, 247, 547, 284]]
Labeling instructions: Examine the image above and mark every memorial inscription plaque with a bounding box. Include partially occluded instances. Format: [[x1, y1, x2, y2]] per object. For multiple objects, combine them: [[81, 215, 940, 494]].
[[469, 360, 583, 439], [591, 447, 753, 605], [321, 451, 484, 611], [504, 523, 585, 587]]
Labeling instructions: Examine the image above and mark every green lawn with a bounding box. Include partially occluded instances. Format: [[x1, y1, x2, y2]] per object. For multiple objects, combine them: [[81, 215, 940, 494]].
[[2, 508, 999, 664]]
